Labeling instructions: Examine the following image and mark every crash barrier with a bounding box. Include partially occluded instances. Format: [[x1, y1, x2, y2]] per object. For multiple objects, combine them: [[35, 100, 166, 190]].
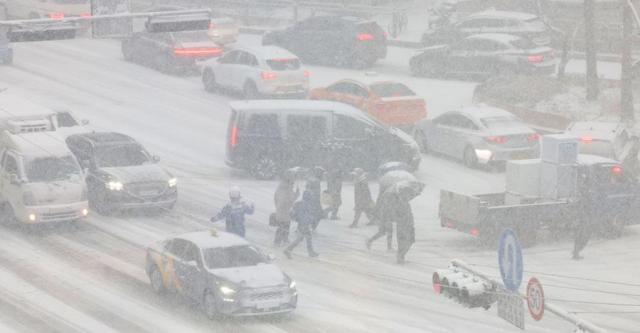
[[434, 259, 609, 333]]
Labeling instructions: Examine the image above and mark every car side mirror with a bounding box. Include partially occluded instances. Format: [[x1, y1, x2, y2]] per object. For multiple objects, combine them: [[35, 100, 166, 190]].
[[9, 174, 21, 185], [266, 253, 276, 261]]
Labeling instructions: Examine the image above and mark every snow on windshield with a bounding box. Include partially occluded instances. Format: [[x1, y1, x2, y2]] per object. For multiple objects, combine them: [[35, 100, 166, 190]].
[[95, 145, 150, 168], [204, 245, 265, 269], [25, 156, 81, 182]]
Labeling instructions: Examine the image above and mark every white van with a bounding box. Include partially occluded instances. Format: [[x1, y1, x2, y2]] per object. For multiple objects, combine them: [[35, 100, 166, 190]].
[[0, 131, 88, 224]]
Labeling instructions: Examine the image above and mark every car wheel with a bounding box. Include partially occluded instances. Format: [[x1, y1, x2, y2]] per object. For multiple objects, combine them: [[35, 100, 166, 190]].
[[463, 146, 478, 168], [243, 81, 260, 100], [149, 265, 166, 295], [202, 69, 218, 93], [252, 156, 278, 180], [203, 291, 220, 320], [414, 130, 428, 154]]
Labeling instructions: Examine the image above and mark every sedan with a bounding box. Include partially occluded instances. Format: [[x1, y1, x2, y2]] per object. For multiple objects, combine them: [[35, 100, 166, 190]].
[[415, 106, 540, 167], [202, 45, 309, 99], [309, 80, 426, 131], [146, 230, 297, 318], [410, 33, 556, 79], [122, 30, 223, 74]]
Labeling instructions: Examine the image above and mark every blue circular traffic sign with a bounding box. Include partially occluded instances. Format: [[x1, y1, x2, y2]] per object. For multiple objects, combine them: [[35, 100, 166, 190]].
[[498, 229, 523, 292]]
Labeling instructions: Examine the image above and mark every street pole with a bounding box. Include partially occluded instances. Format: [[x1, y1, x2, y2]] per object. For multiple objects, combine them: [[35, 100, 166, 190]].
[[584, 0, 599, 100], [621, 0, 635, 123]]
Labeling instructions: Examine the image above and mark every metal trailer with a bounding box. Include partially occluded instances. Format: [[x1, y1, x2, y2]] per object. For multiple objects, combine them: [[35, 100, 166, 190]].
[[439, 163, 640, 246]]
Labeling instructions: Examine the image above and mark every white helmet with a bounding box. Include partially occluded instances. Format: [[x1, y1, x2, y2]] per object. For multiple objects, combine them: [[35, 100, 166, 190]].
[[229, 186, 241, 199]]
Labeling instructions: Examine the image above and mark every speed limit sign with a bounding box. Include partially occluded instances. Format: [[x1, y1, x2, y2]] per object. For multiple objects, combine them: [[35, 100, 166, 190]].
[[526, 277, 545, 321]]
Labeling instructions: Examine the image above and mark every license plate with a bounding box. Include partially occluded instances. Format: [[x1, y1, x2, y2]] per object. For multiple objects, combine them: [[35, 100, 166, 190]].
[[139, 190, 158, 196], [511, 152, 529, 159], [255, 301, 281, 309]]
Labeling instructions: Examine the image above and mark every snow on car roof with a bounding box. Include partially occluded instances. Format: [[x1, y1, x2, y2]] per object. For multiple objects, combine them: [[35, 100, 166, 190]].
[[457, 105, 513, 119], [469, 10, 538, 21], [4, 131, 72, 158], [235, 45, 298, 60], [176, 230, 249, 249]]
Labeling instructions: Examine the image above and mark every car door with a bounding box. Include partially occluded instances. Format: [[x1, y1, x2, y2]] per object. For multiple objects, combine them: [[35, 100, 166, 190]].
[[471, 39, 507, 74], [163, 238, 190, 294], [233, 51, 258, 89], [326, 82, 369, 110], [447, 39, 476, 74], [65, 136, 95, 184], [331, 114, 377, 170], [285, 113, 329, 168], [174, 241, 206, 301], [292, 17, 331, 62], [451, 115, 481, 158], [214, 50, 240, 89], [427, 113, 455, 155]]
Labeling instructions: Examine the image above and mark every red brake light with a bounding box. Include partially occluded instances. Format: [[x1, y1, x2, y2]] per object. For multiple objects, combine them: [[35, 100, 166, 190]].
[[470, 228, 480, 237], [80, 12, 92, 18], [173, 48, 223, 57], [612, 166, 623, 175], [486, 136, 507, 144], [527, 54, 544, 63], [230, 126, 238, 148], [49, 12, 64, 20], [261, 71, 277, 80], [303, 70, 310, 78], [581, 136, 593, 143], [209, 23, 217, 29], [528, 133, 540, 142], [356, 33, 375, 41]]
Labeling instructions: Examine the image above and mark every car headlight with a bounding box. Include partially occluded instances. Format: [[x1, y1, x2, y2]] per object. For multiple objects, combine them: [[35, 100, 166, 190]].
[[219, 285, 236, 295], [23, 191, 37, 205], [168, 178, 177, 188], [106, 181, 123, 191]]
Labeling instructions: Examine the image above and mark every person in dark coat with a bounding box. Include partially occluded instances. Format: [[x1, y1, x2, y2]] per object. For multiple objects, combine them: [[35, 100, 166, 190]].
[[366, 187, 396, 251], [325, 167, 343, 220], [273, 171, 300, 246], [308, 166, 326, 230], [395, 199, 415, 264], [211, 187, 254, 237], [572, 173, 606, 260], [284, 190, 321, 259], [349, 168, 376, 228]]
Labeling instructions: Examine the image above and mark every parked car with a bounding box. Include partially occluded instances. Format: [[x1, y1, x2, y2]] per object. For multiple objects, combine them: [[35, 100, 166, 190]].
[[146, 229, 297, 318], [227, 100, 421, 179], [421, 9, 552, 47], [309, 79, 426, 131], [410, 33, 556, 79], [208, 16, 239, 45], [202, 45, 309, 99], [64, 132, 177, 214], [415, 105, 539, 167], [262, 16, 387, 69], [122, 30, 223, 74], [565, 121, 635, 161]]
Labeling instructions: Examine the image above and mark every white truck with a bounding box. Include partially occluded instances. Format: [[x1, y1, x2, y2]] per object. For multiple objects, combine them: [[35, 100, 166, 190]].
[[0, 92, 89, 225]]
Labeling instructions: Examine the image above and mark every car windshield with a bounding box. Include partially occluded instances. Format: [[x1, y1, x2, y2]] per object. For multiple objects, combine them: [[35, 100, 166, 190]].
[[267, 58, 301, 71], [25, 156, 81, 182], [204, 245, 266, 269], [370, 83, 416, 97], [95, 144, 151, 168], [480, 116, 522, 129]]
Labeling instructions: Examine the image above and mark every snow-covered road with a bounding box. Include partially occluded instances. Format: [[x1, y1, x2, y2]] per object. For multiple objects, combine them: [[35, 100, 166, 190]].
[[0, 36, 638, 333]]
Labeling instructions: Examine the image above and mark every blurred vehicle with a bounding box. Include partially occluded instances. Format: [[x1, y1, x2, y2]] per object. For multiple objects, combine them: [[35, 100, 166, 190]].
[[202, 45, 309, 99], [566, 121, 634, 161], [121, 30, 223, 74], [262, 16, 387, 69], [410, 34, 556, 79], [208, 17, 239, 45], [146, 229, 297, 318], [421, 9, 552, 47], [0, 37, 12, 65], [64, 132, 177, 214], [2, 0, 91, 19], [415, 105, 539, 167], [309, 79, 426, 131], [226, 100, 421, 179]]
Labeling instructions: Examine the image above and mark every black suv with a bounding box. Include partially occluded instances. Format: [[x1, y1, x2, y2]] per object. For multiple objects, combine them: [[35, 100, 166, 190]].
[[65, 132, 177, 214], [262, 16, 387, 69]]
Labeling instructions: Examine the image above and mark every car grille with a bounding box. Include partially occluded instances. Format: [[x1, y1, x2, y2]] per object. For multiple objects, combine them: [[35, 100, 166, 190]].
[[41, 211, 78, 222], [250, 290, 284, 301], [126, 182, 167, 197]]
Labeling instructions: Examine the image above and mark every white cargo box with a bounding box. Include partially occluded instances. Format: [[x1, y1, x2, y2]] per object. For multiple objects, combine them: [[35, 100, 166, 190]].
[[541, 134, 579, 165], [506, 159, 541, 197], [540, 161, 578, 199]]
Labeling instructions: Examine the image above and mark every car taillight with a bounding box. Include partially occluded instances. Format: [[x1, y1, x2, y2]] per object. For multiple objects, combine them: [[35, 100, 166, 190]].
[[230, 126, 238, 148], [581, 136, 593, 143], [261, 71, 277, 80], [209, 23, 217, 29], [173, 48, 223, 57], [612, 166, 623, 175], [303, 70, 310, 78], [80, 12, 91, 18], [49, 12, 64, 20], [528, 133, 540, 142], [485, 136, 507, 144], [470, 228, 480, 237], [356, 33, 375, 41], [527, 54, 544, 63]]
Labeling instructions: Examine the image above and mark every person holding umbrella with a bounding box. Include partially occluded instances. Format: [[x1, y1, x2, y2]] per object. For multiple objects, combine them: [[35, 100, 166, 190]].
[[392, 180, 424, 264]]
